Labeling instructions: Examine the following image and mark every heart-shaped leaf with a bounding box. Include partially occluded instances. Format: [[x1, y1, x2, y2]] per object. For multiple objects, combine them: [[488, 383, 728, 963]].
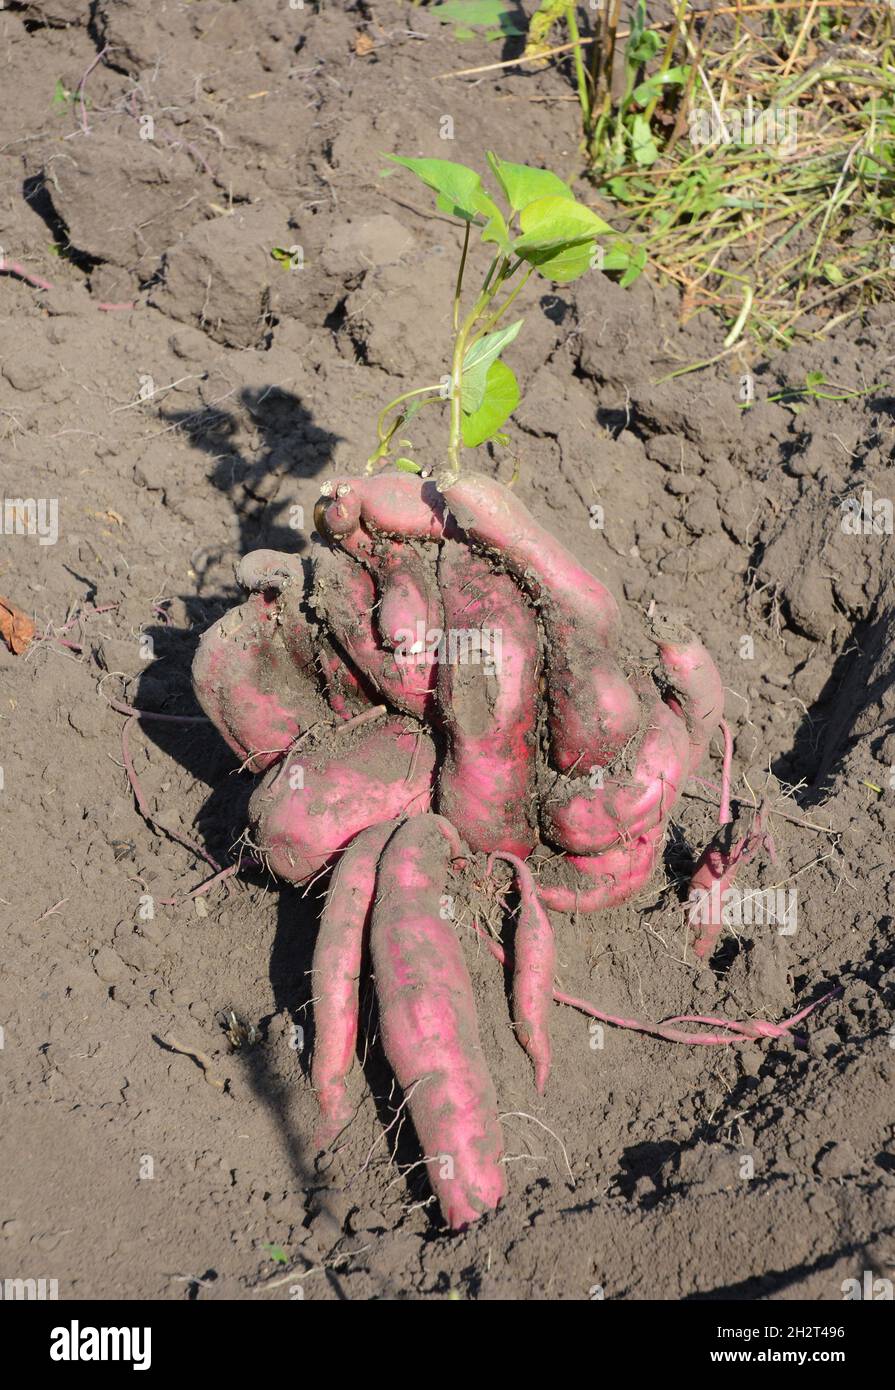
[[486, 152, 573, 214], [461, 359, 519, 447], [461, 319, 523, 413], [386, 155, 484, 221]]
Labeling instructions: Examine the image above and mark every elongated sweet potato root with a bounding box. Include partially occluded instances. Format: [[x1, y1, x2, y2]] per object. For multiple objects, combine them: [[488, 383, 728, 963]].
[[688, 810, 768, 961], [489, 850, 555, 1093], [192, 590, 327, 773], [435, 540, 539, 855], [311, 819, 398, 1145], [249, 716, 436, 885], [370, 813, 505, 1228], [651, 617, 724, 773]]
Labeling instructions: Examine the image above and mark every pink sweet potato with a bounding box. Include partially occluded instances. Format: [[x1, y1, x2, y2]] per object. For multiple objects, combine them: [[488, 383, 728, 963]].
[[688, 810, 765, 962], [440, 473, 640, 771], [317, 475, 452, 542], [489, 850, 555, 1093], [249, 716, 436, 885], [311, 548, 436, 718], [651, 617, 724, 772], [311, 819, 398, 1144], [540, 693, 691, 855], [377, 542, 438, 652], [192, 590, 327, 773], [536, 823, 664, 912], [370, 813, 505, 1228], [435, 540, 539, 856]]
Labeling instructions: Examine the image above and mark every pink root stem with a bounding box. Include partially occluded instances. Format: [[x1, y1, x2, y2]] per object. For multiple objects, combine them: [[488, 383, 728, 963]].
[[471, 921, 839, 1047], [1, 259, 55, 292]]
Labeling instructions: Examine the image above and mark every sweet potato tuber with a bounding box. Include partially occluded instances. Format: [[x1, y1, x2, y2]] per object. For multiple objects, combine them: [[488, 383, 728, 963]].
[[192, 590, 327, 773], [370, 813, 505, 1228], [318, 475, 452, 542], [311, 819, 398, 1144], [311, 547, 436, 718], [536, 824, 664, 913], [440, 473, 640, 771], [249, 716, 436, 885], [540, 694, 691, 855], [435, 540, 539, 855], [489, 850, 555, 1093], [651, 618, 724, 773]]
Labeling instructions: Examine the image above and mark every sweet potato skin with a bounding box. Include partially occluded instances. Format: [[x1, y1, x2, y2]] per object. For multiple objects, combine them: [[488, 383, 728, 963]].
[[370, 814, 505, 1229], [435, 540, 539, 856], [536, 824, 664, 912], [317, 475, 452, 542], [651, 618, 724, 772], [490, 851, 555, 1093], [311, 548, 436, 718], [249, 718, 436, 885], [440, 473, 640, 771], [312, 820, 397, 1144], [192, 590, 326, 773], [540, 696, 691, 855]]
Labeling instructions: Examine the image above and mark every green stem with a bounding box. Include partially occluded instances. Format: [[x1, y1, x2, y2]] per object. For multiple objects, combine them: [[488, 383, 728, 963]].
[[566, 5, 591, 129], [471, 264, 533, 343], [366, 383, 445, 470], [453, 221, 470, 332], [445, 257, 514, 483]]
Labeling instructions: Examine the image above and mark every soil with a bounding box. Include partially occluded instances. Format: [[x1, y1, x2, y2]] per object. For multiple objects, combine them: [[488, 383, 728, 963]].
[[2, 1, 894, 1302]]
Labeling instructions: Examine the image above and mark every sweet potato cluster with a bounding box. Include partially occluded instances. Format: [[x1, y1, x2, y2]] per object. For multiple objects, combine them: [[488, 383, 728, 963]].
[[192, 471, 724, 1228]]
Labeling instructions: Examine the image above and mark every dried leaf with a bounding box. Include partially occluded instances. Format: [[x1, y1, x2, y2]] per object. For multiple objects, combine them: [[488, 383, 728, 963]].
[[355, 32, 374, 56], [0, 594, 35, 654]]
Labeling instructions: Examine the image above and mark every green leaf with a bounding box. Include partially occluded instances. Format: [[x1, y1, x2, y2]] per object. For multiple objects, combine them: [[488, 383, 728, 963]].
[[805, 371, 826, 390], [394, 457, 423, 473], [386, 155, 483, 221], [430, 1, 525, 37], [514, 196, 612, 252], [386, 156, 509, 245], [606, 176, 634, 203], [822, 262, 845, 286], [631, 67, 689, 106], [627, 29, 663, 64], [618, 243, 647, 288], [513, 197, 613, 283], [461, 360, 519, 447], [461, 319, 523, 413], [473, 189, 511, 250], [630, 115, 659, 166], [263, 1244, 288, 1265], [486, 152, 573, 214]]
